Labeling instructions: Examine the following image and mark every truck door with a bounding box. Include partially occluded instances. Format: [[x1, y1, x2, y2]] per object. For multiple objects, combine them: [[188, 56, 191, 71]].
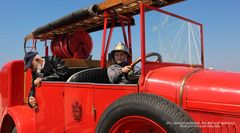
[[64, 83, 95, 132], [35, 82, 65, 133]]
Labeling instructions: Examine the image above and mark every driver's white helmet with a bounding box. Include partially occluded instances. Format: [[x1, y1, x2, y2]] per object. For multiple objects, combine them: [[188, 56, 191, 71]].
[[110, 42, 130, 57]]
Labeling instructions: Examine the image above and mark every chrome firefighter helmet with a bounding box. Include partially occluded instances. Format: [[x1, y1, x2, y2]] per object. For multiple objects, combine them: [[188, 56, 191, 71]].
[[110, 42, 130, 57]]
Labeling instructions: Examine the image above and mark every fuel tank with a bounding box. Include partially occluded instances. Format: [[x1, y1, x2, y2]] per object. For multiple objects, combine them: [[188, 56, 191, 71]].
[[144, 66, 240, 115]]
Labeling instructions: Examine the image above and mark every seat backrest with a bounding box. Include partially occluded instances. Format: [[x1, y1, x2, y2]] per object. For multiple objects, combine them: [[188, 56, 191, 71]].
[[67, 67, 110, 83], [67, 67, 87, 78]]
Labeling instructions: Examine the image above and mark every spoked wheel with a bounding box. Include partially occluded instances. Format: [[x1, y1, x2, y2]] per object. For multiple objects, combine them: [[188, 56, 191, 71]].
[[96, 93, 201, 133], [110, 116, 167, 133]]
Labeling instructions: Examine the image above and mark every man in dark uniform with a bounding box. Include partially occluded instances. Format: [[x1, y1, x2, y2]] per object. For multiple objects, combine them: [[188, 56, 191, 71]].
[[107, 42, 132, 84], [24, 52, 68, 109]]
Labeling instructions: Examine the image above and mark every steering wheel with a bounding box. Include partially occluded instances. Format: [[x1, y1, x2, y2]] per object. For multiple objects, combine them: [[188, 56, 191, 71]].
[[128, 52, 162, 80], [130, 52, 162, 68]]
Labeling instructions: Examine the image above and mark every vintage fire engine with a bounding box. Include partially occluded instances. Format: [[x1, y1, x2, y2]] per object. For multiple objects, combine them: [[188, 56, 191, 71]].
[[0, 0, 239, 133]]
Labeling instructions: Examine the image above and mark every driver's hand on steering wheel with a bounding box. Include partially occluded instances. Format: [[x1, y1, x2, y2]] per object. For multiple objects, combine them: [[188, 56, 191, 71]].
[[121, 65, 132, 73]]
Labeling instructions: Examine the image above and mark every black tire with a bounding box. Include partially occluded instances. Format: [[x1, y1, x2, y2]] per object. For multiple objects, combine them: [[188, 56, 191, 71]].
[[12, 126, 17, 133], [0, 115, 17, 133], [96, 93, 201, 133]]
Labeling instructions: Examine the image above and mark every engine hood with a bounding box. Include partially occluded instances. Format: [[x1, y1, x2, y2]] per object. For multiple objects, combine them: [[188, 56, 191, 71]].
[[144, 66, 240, 115], [185, 68, 240, 115]]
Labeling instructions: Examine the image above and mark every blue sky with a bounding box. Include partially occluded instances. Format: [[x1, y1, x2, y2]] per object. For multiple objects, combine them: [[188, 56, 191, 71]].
[[0, 0, 240, 72]]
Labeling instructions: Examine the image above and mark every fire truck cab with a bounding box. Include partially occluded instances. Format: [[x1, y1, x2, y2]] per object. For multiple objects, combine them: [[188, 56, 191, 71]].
[[0, 0, 240, 133]]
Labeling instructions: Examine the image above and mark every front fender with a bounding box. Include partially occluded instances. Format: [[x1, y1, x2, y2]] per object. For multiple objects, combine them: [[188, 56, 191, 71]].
[[7, 106, 36, 133]]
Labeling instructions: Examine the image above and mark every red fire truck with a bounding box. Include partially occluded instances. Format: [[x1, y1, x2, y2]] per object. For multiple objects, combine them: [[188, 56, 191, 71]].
[[0, 0, 239, 132]]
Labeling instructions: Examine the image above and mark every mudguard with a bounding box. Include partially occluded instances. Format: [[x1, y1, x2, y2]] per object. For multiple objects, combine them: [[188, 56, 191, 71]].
[[7, 106, 36, 133]]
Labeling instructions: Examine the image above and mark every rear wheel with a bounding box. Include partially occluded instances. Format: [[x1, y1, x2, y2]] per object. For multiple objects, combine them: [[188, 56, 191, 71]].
[[12, 126, 17, 133], [1, 115, 17, 133], [96, 93, 200, 133]]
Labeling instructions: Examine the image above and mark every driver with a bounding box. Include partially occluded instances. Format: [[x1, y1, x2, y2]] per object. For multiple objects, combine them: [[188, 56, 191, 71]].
[[107, 42, 132, 84]]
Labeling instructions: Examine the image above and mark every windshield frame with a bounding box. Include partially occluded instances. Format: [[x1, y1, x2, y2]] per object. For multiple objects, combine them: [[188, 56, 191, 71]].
[[139, 3, 204, 84]]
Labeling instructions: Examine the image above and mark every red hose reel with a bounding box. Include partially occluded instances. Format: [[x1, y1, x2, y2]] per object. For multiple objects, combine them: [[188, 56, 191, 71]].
[[51, 29, 93, 59]]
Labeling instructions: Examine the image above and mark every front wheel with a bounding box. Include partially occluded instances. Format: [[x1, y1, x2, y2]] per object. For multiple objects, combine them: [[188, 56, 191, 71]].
[[96, 93, 200, 133]]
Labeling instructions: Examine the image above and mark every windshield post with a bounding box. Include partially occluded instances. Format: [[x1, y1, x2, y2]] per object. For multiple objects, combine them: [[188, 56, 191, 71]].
[[200, 25, 204, 67], [140, 3, 146, 86], [128, 21, 132, 63]]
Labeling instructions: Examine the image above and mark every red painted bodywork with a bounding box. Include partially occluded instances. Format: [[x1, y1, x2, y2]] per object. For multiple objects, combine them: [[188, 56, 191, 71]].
[[7, 106, 36, 133], [144, 66, 240, 131], [0, 61, 25, 120], [34, 82, 137, 132], [0, 2, 240, 133]]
